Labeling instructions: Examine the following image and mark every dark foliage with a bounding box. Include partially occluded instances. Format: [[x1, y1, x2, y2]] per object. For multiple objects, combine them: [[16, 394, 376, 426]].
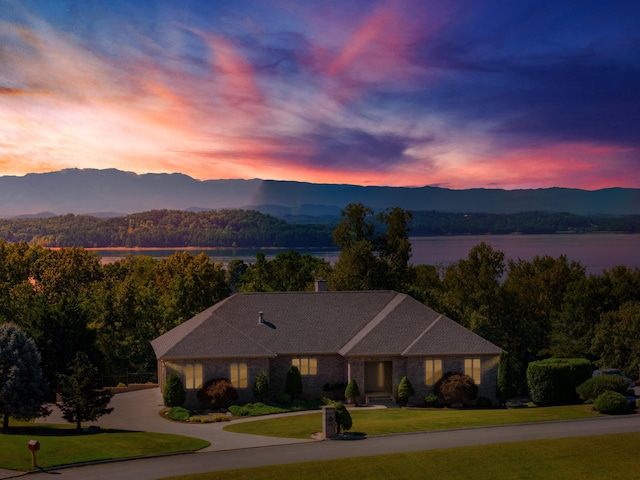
[[576, 375, 630, 402], [433, 372, 478, 406], [197, 378, 239, 407], [163, 372, 186, 407], [285, 365, 303, 399], [593, 391, 632, 414], [527, 358, 592, 406]]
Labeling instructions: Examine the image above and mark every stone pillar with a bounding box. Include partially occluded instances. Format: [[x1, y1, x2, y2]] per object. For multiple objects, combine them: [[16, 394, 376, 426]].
[[322, 406, 336, 438]]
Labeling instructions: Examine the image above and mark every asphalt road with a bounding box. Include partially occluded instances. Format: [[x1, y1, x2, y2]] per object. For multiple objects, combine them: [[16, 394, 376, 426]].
[[15, 415, 640, 480]]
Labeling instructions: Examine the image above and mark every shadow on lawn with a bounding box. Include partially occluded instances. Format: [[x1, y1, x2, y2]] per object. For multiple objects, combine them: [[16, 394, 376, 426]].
[[1, 425, 139, 436]]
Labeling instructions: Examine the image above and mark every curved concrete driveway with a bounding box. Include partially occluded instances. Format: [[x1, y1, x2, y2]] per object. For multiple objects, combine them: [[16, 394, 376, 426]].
[[36, 387, 315, 452]]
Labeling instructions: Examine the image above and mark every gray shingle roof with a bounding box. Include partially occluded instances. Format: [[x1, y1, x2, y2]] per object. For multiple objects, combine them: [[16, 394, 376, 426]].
[[151, 291, 501, 360]]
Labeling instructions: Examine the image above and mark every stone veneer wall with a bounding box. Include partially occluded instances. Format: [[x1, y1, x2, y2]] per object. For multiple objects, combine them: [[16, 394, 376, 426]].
[[406, 354, 500, 405]]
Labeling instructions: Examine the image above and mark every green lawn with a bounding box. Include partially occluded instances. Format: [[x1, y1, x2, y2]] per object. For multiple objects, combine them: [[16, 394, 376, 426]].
[[223, 404, 604, 438], [164, 432, 640, 480], [0, 422, 209, 471]]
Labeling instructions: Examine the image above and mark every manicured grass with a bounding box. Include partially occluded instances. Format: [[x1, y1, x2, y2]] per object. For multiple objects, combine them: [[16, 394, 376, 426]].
[[223, 404, 604, 438], [164, 432, 640, 480], [0, 422, 209, 471]]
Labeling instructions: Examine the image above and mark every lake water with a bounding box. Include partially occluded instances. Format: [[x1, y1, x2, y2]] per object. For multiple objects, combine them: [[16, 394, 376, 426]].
[[94, 233, 640, 275]]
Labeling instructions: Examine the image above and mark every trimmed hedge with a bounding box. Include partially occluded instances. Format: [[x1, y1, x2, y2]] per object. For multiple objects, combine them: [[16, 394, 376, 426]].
[[527, 358, 592, 406], [167, 406, 191, 422], [576, 374, 629, 402], [594, 391, 631, 414]]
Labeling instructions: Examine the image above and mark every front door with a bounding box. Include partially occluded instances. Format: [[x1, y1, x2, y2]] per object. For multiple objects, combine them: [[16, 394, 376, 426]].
[[364, 361, 392, 394]]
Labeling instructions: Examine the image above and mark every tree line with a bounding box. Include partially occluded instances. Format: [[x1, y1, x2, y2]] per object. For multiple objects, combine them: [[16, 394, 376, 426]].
[[1, 208, 639, 249], [1, 202, 639, 409]]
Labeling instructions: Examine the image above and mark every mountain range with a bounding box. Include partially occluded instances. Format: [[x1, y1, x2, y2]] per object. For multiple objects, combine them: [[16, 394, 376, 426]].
[[1, 168, 639, 218]]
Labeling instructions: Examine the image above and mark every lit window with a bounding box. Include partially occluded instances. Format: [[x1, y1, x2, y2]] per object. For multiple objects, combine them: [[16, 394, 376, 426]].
[[291, 358, 318, 375], [425, 359, 443, 385], [465, 358, 481, 384], [184, 363, 203, 389], [230, 362, 248, 388]]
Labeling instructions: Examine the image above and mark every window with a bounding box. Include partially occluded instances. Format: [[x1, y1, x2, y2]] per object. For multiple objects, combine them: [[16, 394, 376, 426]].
[[291, 358, 318, 375], [425, 359, 442, 385], [465, 358, 481, 384], [184, 363, 202, 389], [230, 362, 248, 388]]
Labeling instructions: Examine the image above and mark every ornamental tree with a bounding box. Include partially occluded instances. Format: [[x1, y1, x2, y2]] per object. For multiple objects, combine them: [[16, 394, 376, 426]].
[[285, 365, 303, 399], [344, 379, 361, 406], [0, 323, 50, 430], [253, 371, 270, 402], [397, 376, 415, 406], [57, 351, 114, 430], [163, 372, 186, 407]]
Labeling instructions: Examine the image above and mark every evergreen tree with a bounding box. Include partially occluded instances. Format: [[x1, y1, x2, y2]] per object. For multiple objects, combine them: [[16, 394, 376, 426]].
[[253, 371, 270, 402], [57, 352, 114, 430], [0, 323, 50, 430], [397, 376, 415, 406], [496, 352, 517, 406], [285, 365, 303, 399], [344, 379, 361, 406], [163, 372, 186, 407]]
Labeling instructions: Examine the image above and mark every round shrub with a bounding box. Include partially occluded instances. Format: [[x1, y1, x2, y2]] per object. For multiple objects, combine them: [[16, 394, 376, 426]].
[[434, 372, 478, 406], [163, 372, 186, 407], [167, 406, 191, 422], [527, 358, 592, 406], [197, 378, 239, 407], [576, 374, 629, 402], [424, 394, 439, 407], [594, 391, 631, 414]]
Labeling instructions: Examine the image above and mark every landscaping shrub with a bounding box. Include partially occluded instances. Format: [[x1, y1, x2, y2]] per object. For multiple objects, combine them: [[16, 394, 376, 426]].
[[273, 393, 291, 405], [397, 376, 415, 406], [424, 394, 439, 407], [434, 372, 478, 406], [163, 373, 186, 407], [576, 374, 629, 402], [323, 382, 347, 399], [228, 403, 288, 417], [253, 371, 270, 402], [285, 365, 303, 399], [497, 352, 517, 406], [197, 378, 239, 407], [593, 391, 631, 414], [344, 379, 360, 405], [324, 399, 352, 433], [291, 398, 309, 410], [167, 406, 191, 422], [476, 396, 492, 408], [527, 358, 592, 406]]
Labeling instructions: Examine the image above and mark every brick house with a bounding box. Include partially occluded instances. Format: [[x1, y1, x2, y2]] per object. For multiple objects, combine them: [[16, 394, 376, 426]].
[[151, 286, 502, 408]]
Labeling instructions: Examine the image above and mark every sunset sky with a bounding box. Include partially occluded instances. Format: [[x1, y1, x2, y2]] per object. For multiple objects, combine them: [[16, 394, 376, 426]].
[[1, 0, 638, 190]]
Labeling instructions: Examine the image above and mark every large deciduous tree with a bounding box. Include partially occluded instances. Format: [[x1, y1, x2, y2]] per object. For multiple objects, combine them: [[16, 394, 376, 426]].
[[57, 351, 114, 430], [330, 203, 413, 292], [0, 323, 50, 430]]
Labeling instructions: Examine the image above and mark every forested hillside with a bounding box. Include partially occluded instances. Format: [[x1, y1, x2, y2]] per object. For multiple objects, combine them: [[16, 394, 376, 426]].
[[0, 209, 334, 248], [1, 209, 639, 248]]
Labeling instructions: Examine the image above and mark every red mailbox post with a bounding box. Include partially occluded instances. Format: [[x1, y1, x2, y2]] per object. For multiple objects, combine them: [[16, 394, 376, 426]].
[[28, 440, 40, 468]]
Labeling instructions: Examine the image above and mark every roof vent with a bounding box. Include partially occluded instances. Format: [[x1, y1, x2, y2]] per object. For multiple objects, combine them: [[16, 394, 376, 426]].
[[258, 311, 265, 325]]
